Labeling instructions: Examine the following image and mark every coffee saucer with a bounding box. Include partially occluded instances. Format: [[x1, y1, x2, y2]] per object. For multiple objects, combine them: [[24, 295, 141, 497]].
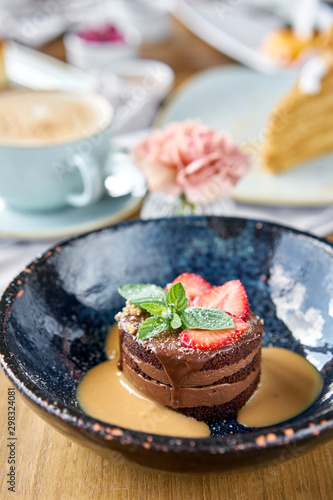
[[0, 156, 147, 239]]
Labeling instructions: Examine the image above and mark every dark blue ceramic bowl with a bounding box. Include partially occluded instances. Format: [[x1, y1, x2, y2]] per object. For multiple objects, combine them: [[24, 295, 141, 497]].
[[0, 217, 332, 473]]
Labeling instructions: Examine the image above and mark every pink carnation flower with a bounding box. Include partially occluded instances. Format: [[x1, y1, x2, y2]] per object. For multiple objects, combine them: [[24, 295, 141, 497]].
[[131, 120, 250, 205]]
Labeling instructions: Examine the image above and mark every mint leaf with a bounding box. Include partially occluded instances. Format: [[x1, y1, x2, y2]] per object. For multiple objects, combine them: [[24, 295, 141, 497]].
[[138, 317, 171, 340], [171, 312, 182, 329], [181, 307, 234, 330], [118, 281, 238, 341], [140, 302, 168, 317], [118, 284, 166, 306], [167, 282, 188, 312]]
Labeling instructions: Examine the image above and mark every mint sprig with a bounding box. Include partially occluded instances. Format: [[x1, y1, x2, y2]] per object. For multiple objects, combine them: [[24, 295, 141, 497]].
[[181, 307, 234, 330], [166, 281, 188, 312], [118, 284, 166, 306], [136, 316, 171, 340], [118, 282, 234, 340]]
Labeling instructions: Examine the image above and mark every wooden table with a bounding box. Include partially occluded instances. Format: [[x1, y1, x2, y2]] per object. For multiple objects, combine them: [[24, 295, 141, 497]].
[[0, 18, 332, 500]]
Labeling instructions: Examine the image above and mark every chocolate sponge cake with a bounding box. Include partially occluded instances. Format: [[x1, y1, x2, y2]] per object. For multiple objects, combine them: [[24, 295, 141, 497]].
[[115, 274, 264, 423]]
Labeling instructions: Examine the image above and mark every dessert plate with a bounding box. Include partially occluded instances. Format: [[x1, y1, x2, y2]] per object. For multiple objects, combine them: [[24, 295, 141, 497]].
[[156, 65, 333, 207], [0, 154, 146, 239], [0, 217, 332, 473], [174, 0, 333, 74]]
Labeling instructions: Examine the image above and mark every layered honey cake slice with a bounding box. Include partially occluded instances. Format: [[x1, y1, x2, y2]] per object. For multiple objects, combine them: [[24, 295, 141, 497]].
[[262, 28, 333, 174], [0, 39, 7, 89], [115, 274, 264, 423]]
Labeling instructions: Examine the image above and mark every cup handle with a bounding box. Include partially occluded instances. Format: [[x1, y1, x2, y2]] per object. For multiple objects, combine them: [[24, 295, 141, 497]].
[[66, 153, 104, 207]]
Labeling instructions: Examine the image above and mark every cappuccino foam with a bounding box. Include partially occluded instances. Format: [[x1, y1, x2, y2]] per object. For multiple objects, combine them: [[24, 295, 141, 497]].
[[0, 90, 112, 146]]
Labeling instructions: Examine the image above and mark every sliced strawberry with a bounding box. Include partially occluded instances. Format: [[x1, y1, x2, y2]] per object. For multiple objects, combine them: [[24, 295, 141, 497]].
[[193, 280, 249, 319], [170, 273, 212, 304], [179, 316, 248, 350]]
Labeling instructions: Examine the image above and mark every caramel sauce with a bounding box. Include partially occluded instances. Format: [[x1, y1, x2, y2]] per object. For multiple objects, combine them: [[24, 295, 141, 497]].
[[76, 325, 210, 438], [77, 326, 323, 436], [237, 347, 323, 427]]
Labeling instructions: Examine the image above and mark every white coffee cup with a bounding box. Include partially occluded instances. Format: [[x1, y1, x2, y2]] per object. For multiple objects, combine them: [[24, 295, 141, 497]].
[[0, 90, 113, 212]]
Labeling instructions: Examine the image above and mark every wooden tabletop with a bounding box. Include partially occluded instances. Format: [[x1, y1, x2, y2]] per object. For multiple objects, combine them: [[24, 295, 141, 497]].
[[0, 18, 332, 500]]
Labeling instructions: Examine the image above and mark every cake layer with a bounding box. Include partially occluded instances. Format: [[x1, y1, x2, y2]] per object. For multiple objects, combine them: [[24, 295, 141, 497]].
[[263, 119, 333, 171], [173, 375, 260, 422], [122, 343, 260, 387], [262, 71, 333, 173], [122, 356, 260, 408], [119, 310, 263, 372]]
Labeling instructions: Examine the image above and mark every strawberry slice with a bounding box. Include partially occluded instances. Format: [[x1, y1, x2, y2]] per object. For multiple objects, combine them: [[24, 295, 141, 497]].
[[170, 273, 212, 303], [193, 280, 249, 319], [179, 316, 248, 350]]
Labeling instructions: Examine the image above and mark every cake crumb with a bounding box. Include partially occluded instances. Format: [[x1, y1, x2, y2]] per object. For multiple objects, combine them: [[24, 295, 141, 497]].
[[127, 324, 137, 335], [125, 300, 142, 316], [115, 301, 143, 322]]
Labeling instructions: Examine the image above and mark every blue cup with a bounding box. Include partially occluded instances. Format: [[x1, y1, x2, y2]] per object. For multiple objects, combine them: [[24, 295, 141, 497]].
[[0, 91, 113, 212]]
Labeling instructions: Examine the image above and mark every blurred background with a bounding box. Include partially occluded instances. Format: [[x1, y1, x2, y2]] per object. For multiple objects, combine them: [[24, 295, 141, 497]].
[[1, 0, 332, 133]]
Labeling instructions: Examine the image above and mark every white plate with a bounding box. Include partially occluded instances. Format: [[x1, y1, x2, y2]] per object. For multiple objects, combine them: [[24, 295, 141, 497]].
[[156, 65, 333, 207], [0, 154, 146, 239], [174, 0, 333, 74]]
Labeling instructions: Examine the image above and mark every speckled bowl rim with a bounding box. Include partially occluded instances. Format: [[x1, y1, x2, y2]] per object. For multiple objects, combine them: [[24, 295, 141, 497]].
[[0, 216, 332, 457]]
